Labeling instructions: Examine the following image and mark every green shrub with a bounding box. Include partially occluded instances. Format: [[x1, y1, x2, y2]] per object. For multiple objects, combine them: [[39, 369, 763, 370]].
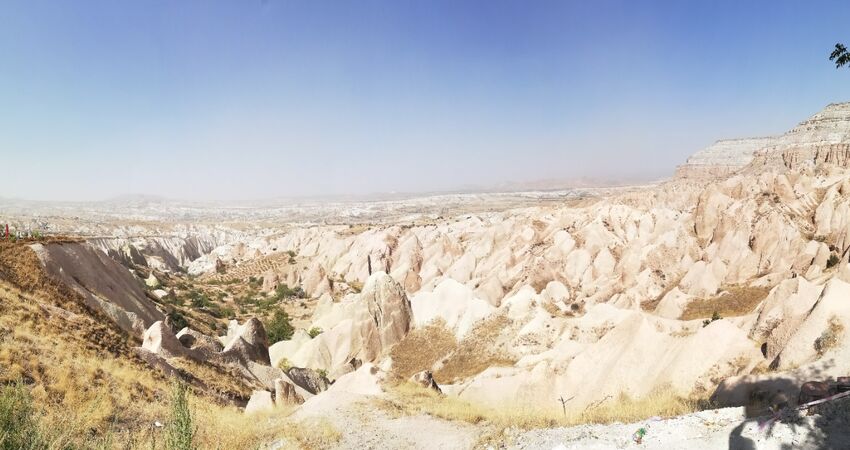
[[274, 284, 306, 300], [168, 310, 189, 331], [265, 309, 294, 344], [247, 276, 263, 289], [308, 327, 323, 338], [165, 381, 195, 450], [0, 380, 41, 450], [188, 290, 211, 308]]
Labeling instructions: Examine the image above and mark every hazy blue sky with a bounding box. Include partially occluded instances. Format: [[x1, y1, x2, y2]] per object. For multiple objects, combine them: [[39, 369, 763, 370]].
[[3, 1, 850, 201]]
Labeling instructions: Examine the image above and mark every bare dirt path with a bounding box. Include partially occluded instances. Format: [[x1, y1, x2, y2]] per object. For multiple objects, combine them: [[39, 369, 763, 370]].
[[291, 391, 481, 449]]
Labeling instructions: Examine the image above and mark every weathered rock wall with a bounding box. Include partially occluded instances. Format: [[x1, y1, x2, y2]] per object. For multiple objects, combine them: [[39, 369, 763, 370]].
[[745, 102, 850, 171], [675, 137, 775, 179]]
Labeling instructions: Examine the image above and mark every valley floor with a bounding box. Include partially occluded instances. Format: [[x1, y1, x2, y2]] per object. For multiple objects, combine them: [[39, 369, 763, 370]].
[[264, 374, 850, 450]]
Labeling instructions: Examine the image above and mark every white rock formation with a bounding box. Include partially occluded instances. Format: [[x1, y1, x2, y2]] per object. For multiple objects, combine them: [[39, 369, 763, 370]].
[[676, 137, 775, 178], [245, 390, 275, 414], [275, 272, 412, 376]]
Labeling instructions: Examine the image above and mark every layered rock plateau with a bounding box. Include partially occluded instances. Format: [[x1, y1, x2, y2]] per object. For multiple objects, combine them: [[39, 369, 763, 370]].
[[675, 137, 775, 178]]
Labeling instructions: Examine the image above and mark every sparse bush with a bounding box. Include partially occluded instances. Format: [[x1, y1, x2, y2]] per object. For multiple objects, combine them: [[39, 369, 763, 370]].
[[170, 295, 186, 307], [203, 303, 223, 318], [348, 280, 363, 294], [317, 369, 328, 379], [827, 253, 841, 268], [188, 290, 212, 308], [265, 309, 294, 344], [274, 284, 305, 300], [247, 276, 263, 289], [220, 307, 235, 319], [165, 381, 195, 450], [277, 358, 292, 371], [308, 327, 323, 338], [702, 311, 722, 327], [0, 380, 40, 450], [815, 316, 845, 357]]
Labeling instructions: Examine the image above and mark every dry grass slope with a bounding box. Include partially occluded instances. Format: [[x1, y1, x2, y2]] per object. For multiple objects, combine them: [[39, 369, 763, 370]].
[[0, 242, 312, 449], [680, 285, 770, 320], [433, 314, 517, 384], [390, 319, 458, 379]]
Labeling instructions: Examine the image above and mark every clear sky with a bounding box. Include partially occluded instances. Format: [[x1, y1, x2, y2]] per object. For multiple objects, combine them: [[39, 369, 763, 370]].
[[3, 1, 850, 201]]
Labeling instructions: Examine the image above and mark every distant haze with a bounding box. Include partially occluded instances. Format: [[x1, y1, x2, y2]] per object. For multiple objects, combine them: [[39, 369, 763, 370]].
[[2, 1, 850, 202]]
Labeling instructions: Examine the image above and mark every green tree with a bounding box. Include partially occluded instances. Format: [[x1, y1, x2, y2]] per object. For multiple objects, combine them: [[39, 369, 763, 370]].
[[265, 309, 294, 343], [830, 43, 850, 68]]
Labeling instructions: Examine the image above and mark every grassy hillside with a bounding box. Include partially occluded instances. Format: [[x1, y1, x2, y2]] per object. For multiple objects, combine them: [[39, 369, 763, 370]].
[[0, 242, 311, 449]]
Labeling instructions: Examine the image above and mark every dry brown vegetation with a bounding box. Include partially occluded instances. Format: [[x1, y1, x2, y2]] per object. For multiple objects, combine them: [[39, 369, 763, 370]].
[[433, 314, 517, 384], [286, 416, 342, 449], [815, 316, 845, 357], [680, 286, 770, 320], [378, 382, 700, 446], [390, 320, 458, 379]]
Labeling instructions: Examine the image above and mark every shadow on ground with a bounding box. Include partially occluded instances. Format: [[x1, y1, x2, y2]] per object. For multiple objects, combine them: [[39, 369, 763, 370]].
[[719, 361, 850, 449]]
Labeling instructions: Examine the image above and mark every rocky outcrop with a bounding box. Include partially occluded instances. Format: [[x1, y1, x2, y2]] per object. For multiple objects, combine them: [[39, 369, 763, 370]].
[[145, 273, 160, 288], [360, 272, 414, 361], [221, 318, 271, 365], [286, 367, 330, 395], [746, 102, 850, 171], [245, 390, 275, 414], [91, 232, 230, 273], [675, 137, 776, 179], [176, 328, 224, 356], [410, 370, 441, 393], [31, 242, 164, 334], [142, 321, 188, 358], [274, 378, 304, 406], [271, 272, 412, 375], [142, 322, 220, 362], [261, 270, 279, 292]]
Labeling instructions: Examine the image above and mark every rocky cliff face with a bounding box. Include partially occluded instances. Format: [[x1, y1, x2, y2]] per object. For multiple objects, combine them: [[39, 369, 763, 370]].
[[746, 102, 850, 172], [675, 137, 775, 178], [678, 102, 850, 179]]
